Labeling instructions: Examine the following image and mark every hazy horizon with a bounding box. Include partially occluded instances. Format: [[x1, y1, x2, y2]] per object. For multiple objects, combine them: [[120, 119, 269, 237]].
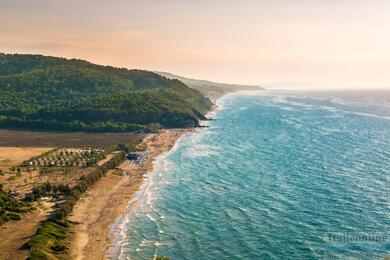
[[1, 0, 390, 89]]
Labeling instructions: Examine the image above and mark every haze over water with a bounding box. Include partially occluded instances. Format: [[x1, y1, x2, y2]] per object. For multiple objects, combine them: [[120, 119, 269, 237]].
[[2, 1, 390, 88], [114, 90, 390, 259]]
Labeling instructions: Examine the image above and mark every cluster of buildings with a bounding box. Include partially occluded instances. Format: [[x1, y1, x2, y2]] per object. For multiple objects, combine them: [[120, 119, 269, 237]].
[[126, 152, 150, 164]]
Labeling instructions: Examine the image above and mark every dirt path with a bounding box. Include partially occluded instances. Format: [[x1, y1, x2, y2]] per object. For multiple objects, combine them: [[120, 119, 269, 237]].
[[0, 206, 49, 260], [97, 153, 115, 166]]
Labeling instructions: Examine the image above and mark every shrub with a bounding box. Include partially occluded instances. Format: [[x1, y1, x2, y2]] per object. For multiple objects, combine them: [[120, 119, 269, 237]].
[[6, 212, 21, 220], [0, 189, 31, 224], [27, 248, 50, 260], [50, 242, 67, 252]]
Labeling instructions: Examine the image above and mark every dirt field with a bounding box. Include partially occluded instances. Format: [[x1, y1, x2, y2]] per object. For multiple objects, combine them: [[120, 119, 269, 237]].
[[0, 147, 53, 171], [0, 129, 144, 147]]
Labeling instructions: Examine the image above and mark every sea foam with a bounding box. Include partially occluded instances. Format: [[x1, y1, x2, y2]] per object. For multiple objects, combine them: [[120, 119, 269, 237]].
[[114, 90, 390, 260]]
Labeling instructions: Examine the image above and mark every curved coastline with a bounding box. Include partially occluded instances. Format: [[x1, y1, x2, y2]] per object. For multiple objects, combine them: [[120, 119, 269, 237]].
[[67, 130, 188, 260], [105, 90, 262, 259], [107, 130, 191, 259], [105, 93, 232, 259], [104, 89, 390, 259]]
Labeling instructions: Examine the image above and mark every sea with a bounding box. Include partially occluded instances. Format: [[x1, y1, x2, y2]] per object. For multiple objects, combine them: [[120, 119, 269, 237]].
[[111, 89, 390, 260]]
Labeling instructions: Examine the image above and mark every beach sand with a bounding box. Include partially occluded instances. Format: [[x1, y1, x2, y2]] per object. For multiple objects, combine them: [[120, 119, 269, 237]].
[[68, 129, 186, 260]]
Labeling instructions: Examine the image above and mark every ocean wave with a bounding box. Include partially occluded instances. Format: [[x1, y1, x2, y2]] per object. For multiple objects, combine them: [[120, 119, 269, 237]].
[[115, 90, 390, 260], [183, 142, 219, 158]]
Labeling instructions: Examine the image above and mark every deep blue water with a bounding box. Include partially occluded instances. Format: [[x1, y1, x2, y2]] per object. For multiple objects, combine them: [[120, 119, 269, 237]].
[[114, 90, 390, 260]]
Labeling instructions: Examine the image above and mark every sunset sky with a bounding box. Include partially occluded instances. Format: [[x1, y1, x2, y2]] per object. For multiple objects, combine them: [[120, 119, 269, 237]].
[[1, 0, 390, 89]]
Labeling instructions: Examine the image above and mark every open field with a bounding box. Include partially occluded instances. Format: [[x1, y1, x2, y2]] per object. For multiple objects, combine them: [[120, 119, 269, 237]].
[[0, 147, 53, 171], [0, 129, 144, 147]]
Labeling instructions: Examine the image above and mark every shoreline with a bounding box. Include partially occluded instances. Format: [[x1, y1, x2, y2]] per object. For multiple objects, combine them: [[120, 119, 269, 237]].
[[107, 129, 190, 259], [67, 129, 189, 260], [68, 94, 228, 260], [106, 98, 226, 259]]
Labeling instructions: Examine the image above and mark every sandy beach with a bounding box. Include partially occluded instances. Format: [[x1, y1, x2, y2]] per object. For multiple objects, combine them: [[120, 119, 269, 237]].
[[68, 129, 187, 260]]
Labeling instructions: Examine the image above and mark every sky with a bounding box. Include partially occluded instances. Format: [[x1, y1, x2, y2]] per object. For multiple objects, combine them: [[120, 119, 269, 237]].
[[1, 0, 390, 89]]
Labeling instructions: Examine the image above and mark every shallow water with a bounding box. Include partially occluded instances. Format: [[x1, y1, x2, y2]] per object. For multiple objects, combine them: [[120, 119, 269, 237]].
[[114, 90, 390, 259]]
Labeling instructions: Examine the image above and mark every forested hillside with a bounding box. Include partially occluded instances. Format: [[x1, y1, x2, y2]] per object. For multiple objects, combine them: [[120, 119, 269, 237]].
[[0, 54, 212, 132]]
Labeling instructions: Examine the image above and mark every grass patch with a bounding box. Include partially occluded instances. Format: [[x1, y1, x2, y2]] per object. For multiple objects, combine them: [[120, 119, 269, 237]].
[[23, 219, 70, 260]]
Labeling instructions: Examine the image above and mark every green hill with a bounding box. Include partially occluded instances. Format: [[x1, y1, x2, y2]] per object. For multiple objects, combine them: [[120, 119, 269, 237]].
[[156, 72, 263, 99], [0, 53, 212, 132]]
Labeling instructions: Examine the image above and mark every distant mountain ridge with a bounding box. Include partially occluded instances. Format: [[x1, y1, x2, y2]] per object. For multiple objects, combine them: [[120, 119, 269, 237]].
[[0, 53, 212, 132], [156, 72, 263, 99]]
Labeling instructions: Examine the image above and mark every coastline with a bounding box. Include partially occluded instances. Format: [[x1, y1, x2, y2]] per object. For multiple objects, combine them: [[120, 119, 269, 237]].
[[68, 94, 228, 260], [106, 97, 227, 259], [67, 129, 189, 260]]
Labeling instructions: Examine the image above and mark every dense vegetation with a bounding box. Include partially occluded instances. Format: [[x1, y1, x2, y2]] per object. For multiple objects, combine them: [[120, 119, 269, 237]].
[[0, 53, 212, 132], [0, 184, 31, 224]]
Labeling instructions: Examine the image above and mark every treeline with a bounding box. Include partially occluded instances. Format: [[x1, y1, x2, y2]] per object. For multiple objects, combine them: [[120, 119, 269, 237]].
[[0, 116, 162, 133], [0, 53, 212, 132], [117, 139, 143, 153], [25, 183, 72, 202], [57, 151, 126, 218]]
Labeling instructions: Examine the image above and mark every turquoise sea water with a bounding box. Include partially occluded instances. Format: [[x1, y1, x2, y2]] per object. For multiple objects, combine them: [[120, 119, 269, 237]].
[[113, 90, 390, 259]]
